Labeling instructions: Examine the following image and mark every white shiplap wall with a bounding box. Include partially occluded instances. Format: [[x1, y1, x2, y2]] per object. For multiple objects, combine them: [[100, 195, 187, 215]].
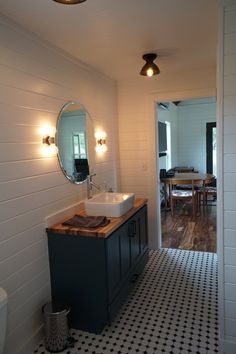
[[0, 15, 118, 354], [219, 2, 236, 353], [177, 101, 216, 173], [118, 79, 216, 249]]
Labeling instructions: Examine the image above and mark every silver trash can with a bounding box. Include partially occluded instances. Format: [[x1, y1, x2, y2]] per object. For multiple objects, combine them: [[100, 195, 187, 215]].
[[42, 301, 71, 353]]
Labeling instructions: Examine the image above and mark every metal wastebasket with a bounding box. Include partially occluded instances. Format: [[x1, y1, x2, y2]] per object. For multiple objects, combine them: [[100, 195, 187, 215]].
[[42, 301, 71, 353]]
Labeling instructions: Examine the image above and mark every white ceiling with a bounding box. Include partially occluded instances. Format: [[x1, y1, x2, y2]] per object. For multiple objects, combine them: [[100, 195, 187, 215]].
[[0, 0, 218, 80]]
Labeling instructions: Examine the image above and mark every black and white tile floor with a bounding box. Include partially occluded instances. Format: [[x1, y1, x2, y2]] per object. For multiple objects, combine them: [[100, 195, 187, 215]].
[[34, 249, 220, 354]]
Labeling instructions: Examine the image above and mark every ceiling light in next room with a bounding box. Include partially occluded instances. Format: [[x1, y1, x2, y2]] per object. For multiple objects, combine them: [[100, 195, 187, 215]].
[[52, 0, 87, 4], [140, 53, 160, 77]]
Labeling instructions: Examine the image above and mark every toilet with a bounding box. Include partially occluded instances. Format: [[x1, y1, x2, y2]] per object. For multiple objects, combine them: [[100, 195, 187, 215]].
[[0, 288, 7, 354]]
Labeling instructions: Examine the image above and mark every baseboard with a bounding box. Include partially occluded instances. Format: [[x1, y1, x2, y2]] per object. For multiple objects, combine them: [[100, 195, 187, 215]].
[[220, 338, 236, 354]]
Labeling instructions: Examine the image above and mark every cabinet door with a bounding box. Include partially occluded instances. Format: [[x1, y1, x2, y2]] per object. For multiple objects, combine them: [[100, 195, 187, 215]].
[[120, 222, 131, 277], [129, 214, 141, 264], [106, 230, 122, 301], [139, 205, 148, 252], [106, 222, 132, 301]]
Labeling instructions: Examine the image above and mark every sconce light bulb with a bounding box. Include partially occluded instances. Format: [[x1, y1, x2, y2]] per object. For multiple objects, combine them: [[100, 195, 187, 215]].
[[95, 131, 107, 140], [147, 68, 154, 77], [96, 144, 107, 153]]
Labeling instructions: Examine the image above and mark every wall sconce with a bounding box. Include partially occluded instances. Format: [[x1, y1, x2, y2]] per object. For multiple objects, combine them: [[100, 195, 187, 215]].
[[40, 125, 57, 157], [95, 132, 107, 153], [42, 136, 55, 145], [140, 53, 160, 77]]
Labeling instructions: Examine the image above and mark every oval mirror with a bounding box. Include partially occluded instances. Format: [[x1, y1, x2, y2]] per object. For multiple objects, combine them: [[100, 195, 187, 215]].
[[56, 101, 96, 184]]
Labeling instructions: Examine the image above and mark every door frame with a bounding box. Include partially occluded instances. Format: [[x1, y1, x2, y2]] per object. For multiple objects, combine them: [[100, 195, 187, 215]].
[[148, 88, 218, 249]]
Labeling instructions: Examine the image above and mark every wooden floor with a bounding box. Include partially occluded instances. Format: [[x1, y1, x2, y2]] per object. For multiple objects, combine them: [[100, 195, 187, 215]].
[[161, 201, 216, 253]]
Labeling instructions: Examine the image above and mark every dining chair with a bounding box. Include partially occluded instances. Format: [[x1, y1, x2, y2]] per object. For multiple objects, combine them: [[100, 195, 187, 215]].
[[169, 178, 203, 217], [198, 183, 217, 207]]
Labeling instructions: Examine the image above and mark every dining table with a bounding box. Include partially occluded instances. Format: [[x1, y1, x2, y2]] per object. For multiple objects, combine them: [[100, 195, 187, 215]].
[[161, 172, 215, 210]]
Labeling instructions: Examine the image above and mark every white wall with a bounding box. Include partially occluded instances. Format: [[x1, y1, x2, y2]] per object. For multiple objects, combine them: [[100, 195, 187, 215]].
[[218, 1, 236, 353], [177, 100, 216, 173], [118, 73, 216, 248], [158, 100, 216, 174], [0, 15, 118, 354]]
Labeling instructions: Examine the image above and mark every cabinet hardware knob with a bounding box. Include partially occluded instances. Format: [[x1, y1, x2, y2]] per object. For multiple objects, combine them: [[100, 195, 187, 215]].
[[130, 273, 139, 283]]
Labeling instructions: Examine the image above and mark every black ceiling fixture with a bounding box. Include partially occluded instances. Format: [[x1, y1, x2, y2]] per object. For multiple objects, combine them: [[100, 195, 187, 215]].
[[173, 101, 181, 106], [52, 0, 87, 4], [140, 53, 160, 77]]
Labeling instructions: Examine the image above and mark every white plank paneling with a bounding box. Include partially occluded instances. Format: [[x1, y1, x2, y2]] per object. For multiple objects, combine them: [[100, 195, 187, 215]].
[[224, 75, 236, 95], [224, 154, 236, 173], [225, 301, 236, 319], [0, 172, 66, 202], [224, 173, 236, 191], [225, 211, 236, 229], [0, 240, 47, 282], [225, 265, 236, 283], [0, 82, 63, 112], [225, 229, 236, 247], [8, 282, 50, 334], [224, 32, 236, 55], [0, 124, 48, 143], [0, 193, 82, 243], [224, 192, 236, 211], [224, 248, 236, 266], [225, 283, 236, 302], [1, 254, 48, 296], [224, 9, 236, 33], [224, 95, 236, 115], [0, 142, 57, 162], [0, 15, 117, 354], [222, 3, 236, 348], [0, 158, 59, 182], [224, 54, 236, 76], [0, 64, 73, 101], [225, 318, 236, 337], [0, 224, 45, 263], [224, 115, 236, 134], [5, 308, 44, 354], [0, 102, 57, 125]]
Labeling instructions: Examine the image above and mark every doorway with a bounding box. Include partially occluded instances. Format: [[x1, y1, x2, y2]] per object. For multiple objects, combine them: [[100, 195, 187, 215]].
[[157, 97, 217, 252]]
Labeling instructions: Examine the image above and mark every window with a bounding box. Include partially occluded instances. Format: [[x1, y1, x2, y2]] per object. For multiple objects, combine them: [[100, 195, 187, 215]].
[[73, 131, 87, 158], [206, 122, 216, 176]]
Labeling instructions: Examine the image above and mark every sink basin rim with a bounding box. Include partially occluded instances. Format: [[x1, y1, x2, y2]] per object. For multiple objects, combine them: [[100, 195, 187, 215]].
[[84, 192, 135, 217], [86, 192, 135, 204]]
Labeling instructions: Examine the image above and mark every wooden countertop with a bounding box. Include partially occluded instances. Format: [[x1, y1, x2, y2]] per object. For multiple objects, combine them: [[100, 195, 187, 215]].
[[46, 198, 148, 238]]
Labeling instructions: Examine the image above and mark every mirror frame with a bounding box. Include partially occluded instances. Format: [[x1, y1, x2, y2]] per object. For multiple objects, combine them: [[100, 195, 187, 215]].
[[56, 101, 96, 184]]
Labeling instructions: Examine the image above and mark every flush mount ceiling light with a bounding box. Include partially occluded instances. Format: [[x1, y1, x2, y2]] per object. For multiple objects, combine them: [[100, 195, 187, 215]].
[[52, 0, 86, 4], [140, 53, 160, 77]]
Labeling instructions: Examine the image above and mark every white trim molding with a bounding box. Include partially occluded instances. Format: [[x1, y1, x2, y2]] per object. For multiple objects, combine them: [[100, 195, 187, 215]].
[[217, 3, 225, 349], [220, 340, 236, 354], [218, 0, 236, 7], [149, 88, 217, 249]]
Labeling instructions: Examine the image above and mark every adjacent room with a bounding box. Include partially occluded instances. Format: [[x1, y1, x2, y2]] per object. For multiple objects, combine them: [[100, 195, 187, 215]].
[[157, 98, 217, 252]]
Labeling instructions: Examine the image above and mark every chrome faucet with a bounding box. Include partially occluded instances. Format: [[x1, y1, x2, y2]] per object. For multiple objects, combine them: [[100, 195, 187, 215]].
[[87, 174, 100, 199]]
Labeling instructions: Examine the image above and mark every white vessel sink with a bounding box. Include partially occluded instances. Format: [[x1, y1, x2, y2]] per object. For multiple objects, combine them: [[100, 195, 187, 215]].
[[84, 192, 135, 217]]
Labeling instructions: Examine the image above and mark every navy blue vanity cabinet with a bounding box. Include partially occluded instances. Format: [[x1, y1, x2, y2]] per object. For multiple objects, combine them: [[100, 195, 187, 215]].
[[47, 202, 148, 334], [107, 205, 148, 321]]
